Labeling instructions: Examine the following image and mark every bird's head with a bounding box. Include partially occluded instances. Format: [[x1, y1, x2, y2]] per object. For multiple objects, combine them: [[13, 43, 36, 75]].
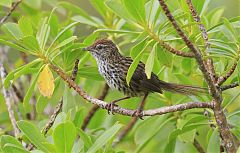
[[83, 39, 121, 61]]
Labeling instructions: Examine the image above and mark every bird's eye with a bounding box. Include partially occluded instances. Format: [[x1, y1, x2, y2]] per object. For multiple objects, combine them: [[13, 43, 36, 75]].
[[96, 44, 104, 50]]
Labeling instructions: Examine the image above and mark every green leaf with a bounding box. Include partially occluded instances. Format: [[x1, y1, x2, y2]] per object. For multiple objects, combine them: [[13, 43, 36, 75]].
[[71, 16, 100, 27], [135, 116, 174, 153], [0, 135, 23, 149], [200, 0, 211, 16], [123, 0, 146, 24], [126, 40, 154, 85], [18, 17, 33, 36], [4, 59, 42, 88], [77, 67, 104, 81], [77, 128, 92, 150], [237, 146, 240, 153], [36, 96, 48, 114], [168, 123, 206, 142], [24, 0, 42, 9], [130, 38, 147, 58], [86, 123, 123, 153], [0, 0, 12, 7], [145, 43, 157, 79], [156, 45, 173, 67], [53, 121, 77, 153], [51, 36, 77, 53], [105, 0, 137, 24], [89, 0, 108, 18], [63, 86, 76, 113], [21, 36, 40, 51], [58, 2, 94, 21], [36, 17, 50, 50], [1, 23, 23, 40], [17, 121, 55, 153], [73, 108, 85, 128], [23, 65, 44, 111], [222, 18, 238, 42], [0, 39, 32, 54], [207, 129, 220, 153], [3, 144, 29, 153], [48, 22, 79, 51]]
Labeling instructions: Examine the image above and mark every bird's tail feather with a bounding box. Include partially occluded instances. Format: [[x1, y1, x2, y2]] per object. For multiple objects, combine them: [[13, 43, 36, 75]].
[[158, 80, 207, 95]]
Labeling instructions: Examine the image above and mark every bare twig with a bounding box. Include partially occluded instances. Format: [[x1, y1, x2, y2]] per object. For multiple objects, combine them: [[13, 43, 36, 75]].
[[186, 0, 217, 83], [113, 94, 148, 146], [158, 0, 236, 152], [71, 59, 80, 82], [12, 84, 24, 102], [114, 117, 138, 146], [146, 27, 195, 58], [217, 60, 238, 86], [42, 59, 80, 135], [41, 101, 63, 135], [193, 139, 205, 153], [28, 59, 80, 150], [81, 84, 109, 130], [0, 61, 20, 137], [0, 0, 23, 25], [221, 82, 239, 91]]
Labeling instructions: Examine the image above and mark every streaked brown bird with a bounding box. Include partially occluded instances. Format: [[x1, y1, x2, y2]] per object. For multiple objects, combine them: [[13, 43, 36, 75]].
[[83, 39, 206, 118]]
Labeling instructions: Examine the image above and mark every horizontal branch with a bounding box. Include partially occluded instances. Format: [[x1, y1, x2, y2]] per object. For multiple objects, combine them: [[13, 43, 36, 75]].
[[49, 63, 213, 117]]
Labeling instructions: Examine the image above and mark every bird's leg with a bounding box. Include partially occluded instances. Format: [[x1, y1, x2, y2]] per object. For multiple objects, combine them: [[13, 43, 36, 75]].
[[105, 96, 131, 115], [132, 94, 148, 120]]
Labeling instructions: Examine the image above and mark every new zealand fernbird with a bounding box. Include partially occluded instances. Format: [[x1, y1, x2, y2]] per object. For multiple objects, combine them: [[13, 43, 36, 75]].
[[83, 39, 206, 118]]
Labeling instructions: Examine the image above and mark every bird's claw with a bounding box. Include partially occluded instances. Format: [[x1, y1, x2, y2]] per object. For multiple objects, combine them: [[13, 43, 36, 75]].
[[105, 102, 118, 115], [132, 108, 144, 120]]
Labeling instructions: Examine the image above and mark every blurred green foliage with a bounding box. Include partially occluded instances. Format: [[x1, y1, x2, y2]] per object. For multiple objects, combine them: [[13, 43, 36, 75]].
[[0, 0, 239, 153]]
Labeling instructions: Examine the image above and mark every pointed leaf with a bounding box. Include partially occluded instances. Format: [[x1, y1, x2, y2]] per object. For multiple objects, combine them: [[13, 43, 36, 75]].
[[53, 121, 77, 153], [86, 123, 122, 153], [145, 43, 157, 79]]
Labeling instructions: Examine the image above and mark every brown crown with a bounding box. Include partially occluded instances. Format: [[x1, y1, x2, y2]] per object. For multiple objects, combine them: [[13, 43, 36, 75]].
[[92, 39, 114, 47]]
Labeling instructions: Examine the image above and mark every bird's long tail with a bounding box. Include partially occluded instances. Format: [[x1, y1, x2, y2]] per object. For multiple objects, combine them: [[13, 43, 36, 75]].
[[158, 80, 207, 95]]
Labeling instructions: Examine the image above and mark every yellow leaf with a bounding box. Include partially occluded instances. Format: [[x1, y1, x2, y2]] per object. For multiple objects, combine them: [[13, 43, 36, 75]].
[[37, 64, 55, 98]]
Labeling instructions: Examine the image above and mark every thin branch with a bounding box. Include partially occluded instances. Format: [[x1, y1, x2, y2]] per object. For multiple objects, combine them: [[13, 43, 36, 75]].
[[41, 100, 63, 135], [49, 63, 213, 116], [28, 59, 80, 150], [186, 0, 217, 82], [0, 0, 23, 25], [113, 95, 148, 146], [71, 59, 79, 82], [0, 61, 20, 137], [217, 60, 238, 86], [221, 82, 239, 91], [42, 59, 80, 135], [193, 139, 205, 153], [114, 116, 137, 146], [81, 84, 109, 130], [158, 0, 236, 152], [12, 84, 24, 102], [145, 27, 195, 58]]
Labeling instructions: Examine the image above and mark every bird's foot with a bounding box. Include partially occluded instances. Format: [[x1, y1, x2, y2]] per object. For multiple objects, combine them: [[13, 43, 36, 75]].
[[132, 108, 144, 120], [105, 102, 118, 115]]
